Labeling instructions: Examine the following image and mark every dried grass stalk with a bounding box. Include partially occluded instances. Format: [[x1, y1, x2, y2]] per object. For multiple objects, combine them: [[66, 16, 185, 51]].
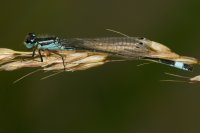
[[0, 48, 108, 71], [0, 44, 199, 72]]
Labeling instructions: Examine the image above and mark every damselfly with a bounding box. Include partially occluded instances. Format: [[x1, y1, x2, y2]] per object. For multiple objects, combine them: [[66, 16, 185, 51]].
[[24, 33, 194, 71], [24, 33, 151, 59]]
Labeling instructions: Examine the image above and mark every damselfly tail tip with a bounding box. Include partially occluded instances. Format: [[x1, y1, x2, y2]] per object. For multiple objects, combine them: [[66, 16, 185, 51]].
[[183, 63, 193, 71]]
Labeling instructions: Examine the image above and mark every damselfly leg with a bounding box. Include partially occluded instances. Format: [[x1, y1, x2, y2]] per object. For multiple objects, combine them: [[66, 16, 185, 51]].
[[51, 51, 66, 70]]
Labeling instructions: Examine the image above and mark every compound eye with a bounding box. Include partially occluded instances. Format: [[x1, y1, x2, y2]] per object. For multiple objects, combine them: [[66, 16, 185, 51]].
[[26, 33, 36, 43]]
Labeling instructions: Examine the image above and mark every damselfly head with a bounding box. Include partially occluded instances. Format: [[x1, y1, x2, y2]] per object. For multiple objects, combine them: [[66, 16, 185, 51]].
[[24, 33, 37, 49]]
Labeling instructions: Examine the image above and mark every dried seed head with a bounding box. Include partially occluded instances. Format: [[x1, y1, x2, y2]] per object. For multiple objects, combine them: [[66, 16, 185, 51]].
[[150, 41, 171, 53], [190, 75, 200, 82], [173, 56, 198, 64], [0, 48, 17, 61], [0, 48, 109, 71]]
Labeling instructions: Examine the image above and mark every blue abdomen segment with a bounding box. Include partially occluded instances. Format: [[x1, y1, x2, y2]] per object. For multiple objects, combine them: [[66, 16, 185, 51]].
[[174, 61, 193, 71], [174, 62, 184, 70]]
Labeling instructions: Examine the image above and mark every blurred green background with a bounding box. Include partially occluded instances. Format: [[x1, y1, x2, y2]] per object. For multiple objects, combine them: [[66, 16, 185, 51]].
[[1, 0, 200, 133]]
